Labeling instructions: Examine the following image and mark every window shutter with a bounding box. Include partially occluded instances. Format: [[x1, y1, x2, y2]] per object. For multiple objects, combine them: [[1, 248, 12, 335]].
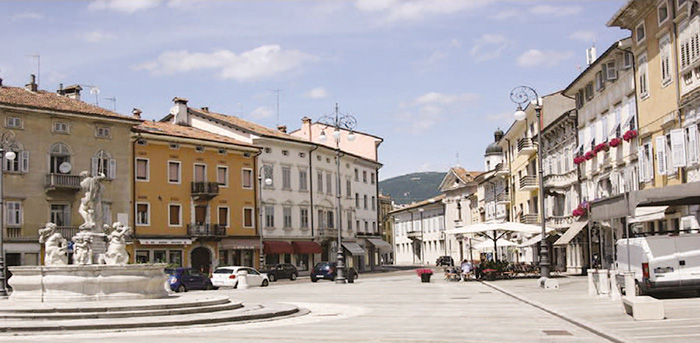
[[656, 136, 667, 176], [109, 158, 117, 179], [606, 61, 617, 80], [20, 151, 29, 173], [91, 157, 98, 176], [638, 146, 646, 182], [670, 129, 687, 168], [688, 125, 699, 165]]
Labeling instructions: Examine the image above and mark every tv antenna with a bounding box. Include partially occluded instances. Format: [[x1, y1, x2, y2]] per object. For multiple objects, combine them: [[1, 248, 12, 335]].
[[26, 54, 40, 87], [84, 85, 100, 106], [269, 89, 281, 125], [104, 96, 116, 111]]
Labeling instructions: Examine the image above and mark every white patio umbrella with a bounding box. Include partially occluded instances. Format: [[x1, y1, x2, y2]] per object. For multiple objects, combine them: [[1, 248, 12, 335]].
[[446, 221, 555, 261], [474, 238, 518, 250]]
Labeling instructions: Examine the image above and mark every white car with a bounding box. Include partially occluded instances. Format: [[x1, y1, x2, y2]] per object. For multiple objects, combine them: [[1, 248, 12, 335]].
[[211, 266, 270, 288]]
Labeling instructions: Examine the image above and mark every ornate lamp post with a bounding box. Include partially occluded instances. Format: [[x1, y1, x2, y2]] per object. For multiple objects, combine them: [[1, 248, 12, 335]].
[[0, 131, 18, 297], [318, 104, 356, 284], [257, 165, 272, 269], [510, 86, 551, 284]]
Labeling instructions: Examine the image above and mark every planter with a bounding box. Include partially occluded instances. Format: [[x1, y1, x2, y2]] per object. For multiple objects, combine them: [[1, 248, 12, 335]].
[[420, 274, 432, 283]]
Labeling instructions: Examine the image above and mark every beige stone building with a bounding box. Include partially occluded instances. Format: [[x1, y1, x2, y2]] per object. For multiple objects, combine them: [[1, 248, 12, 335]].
[[0, 77, 140, 267]]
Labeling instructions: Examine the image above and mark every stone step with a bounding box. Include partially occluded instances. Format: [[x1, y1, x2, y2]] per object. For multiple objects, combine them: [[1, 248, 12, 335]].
[[0, 299, 243, 320], [0, 303, 302, 333]]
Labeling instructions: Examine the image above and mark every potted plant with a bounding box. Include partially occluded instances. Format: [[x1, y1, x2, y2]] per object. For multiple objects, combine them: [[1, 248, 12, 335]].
[[584, 151, 595, 160], [609, 137, 622, 147], [574, 155, 585, 165], [416, 268, 433, 282], [594, 142, 609, 153], [623, 129, 638, 142]]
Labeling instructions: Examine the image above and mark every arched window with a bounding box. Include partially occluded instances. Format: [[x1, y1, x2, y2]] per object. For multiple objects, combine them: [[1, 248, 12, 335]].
[[93, 150, 116, 179], [3, 142, 28, 173], [49, 143, 71, 174]]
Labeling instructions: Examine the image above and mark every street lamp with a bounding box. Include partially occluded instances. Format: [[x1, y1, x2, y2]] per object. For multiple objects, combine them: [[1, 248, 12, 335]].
[[318, 103, 356, 284], [0, 131, 18, 297], [257, 165, 272, 269], [510, 86, 551, 285]]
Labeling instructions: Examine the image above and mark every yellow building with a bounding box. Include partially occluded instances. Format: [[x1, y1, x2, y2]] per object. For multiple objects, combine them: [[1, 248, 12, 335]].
[[0, 79, 140, 266], [131, 115, 261, 273]]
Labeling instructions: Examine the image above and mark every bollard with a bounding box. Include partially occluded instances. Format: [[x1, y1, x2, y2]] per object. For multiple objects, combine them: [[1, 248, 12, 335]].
[[624, 271, 636, 298], [599, 269, 610, 297], [610, 271, 621, 301], [237, 270, 249, 290], [587, 269, 597, 296]]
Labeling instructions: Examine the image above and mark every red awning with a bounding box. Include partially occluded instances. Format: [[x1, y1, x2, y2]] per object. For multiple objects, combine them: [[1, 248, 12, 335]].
[[292, 241, 322, 254], [263, 241, 294, 254]]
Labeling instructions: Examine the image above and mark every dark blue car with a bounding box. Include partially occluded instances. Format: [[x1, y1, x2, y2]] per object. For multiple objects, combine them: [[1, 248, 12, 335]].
[[165, 267, 216, 292], [310, 262, 358, 283]]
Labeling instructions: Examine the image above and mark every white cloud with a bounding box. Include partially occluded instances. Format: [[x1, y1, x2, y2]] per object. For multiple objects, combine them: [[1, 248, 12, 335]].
[[248, 106, 274, 120], [136, 45, 317, 82], [307, 87, 328, 99], [88, 0, 161, 14], [355, 0, 491, 23], [517, 49, 573, 68], [529, 4, 582, 17], [484, 110, 515, 123], [395, 92, 480, 133], [569, 30, 597, 43], [470, 34, 509, 62], [490, 9, 518, 21], [82, 30, 116, 43], [10, 12, 43, 21]]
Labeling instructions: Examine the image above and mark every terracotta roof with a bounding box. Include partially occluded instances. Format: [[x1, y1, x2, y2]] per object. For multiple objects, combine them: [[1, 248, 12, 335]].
[[188, 108, 312, 144], [452, 167, 482, 183], [389, 194, 445, 214], [134, 121, 258, 149], [0, 86, 139, 121]]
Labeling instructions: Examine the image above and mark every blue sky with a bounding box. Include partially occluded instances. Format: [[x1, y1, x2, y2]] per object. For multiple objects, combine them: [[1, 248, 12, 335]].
[[0, 0, 628, 180]]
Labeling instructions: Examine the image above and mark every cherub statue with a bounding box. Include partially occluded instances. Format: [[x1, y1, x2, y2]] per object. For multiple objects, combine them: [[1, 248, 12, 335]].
[[104, 222, 131, 265], [72, 233, 93, 265], [38, 223, 68, 266]]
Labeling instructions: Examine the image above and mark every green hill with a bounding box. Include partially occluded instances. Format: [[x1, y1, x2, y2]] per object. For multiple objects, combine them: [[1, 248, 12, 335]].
[[379, 172, 446, 205]]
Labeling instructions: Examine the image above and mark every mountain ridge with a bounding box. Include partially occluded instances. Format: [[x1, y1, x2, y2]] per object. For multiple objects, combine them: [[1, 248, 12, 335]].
[[379, 171, 446, 205]]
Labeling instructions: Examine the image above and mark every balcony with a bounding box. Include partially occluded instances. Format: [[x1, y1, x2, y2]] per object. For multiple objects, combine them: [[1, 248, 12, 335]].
[[317, 228, 338, 238], [519, 213, 540, 225], [496, 191, 510, 204], [543, 170, 577, 189], [191, 182, 219, 200], [406, 230, 422, 239], [547, 215, 574, 229], [187, 224, 225, 237], [494, 163, 509, 176], [5, 227, 22, 239], [45, 174, 81, 192], [517, 138, 537, 156], [57, 226, 80, 240], [519, 175, 538, 191]]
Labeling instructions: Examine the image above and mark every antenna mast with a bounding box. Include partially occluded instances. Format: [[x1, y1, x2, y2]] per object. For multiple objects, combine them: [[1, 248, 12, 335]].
[[26, 54, 40, 87], [270, 89, 281, 125]]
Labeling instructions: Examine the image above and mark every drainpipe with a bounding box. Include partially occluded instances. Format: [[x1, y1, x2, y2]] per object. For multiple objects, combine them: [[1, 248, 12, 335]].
[[308, 144, 319, 255], [252, 149, 263, 268], [505, 138, 515, 220]]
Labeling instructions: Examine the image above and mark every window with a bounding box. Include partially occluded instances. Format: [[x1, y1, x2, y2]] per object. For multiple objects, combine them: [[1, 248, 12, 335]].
[[242, 168, 253, 189], [265, 205, 275, 228], [282, 150, 289, 156], [326, 172, 332, 195], [169, 143, 179, 150], [370, 172, 375, 184], [656, 135, 669, 176], [217, 166, 228, 187], [243, 208, 254, 228], [50, 204, 70, 226], [194, 164, 206, 182], [282, 166, 291, 190], [660, 34, 672, 86], [354, 168, 359, 181], [317, 171, 323, 193], [300, 208, 309, 228], [264, 147, 271, 153], [658, 1, 669, 25], [283, 207, 292, 228], [364, 221, 368, 233], [136, 203, 150, 226], [95, 126, 111, 138], [136, 139, 147, 146], [622, 51, 633, 69], [4, 150, 28, 173], [163, 161, 179, 184], [355, 193, 360, 207], [6, 117, 22, 129], [605, 60, 617, 81], [347, 210, 353, 232], [371, 196, 376, 210], [218, 148, 226, 155], [263, 164, 273, 187], [327, 210, 334, 228], [93, 150, 116, 179], [638, 53, 650, 99], [635, 21, 646, 44], [50, 143, 71, 174], [299, 152, 305, 158], [639, 140, 654, 182], [362, 170, 367, 183], [575, 89, 585, 109], [218, 207, 229, 227], [169, 204, 181, 226], [53, 122, 69, 133], [6, 201, 21, 226], [299, 168, 308, 191], [318, 209, 326, 229], [585, 82, 594, 101], [346, 179, 352, 198], [364, 195, 368, 209], [356, 220, 360, 232], [595, 71, 605, 91], [686, 124, 699, 166], [136, 158, 149, 181], [670, 129, 687, 168], [195, 146, 204, 153]]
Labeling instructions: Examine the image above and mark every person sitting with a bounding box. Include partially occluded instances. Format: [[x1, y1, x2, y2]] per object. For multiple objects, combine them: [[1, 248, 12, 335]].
[[460, 260, 472, 281]]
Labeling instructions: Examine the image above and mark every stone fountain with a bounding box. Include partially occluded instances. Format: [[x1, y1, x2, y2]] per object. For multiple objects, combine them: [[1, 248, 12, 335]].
[[8, 172, 168, 302]]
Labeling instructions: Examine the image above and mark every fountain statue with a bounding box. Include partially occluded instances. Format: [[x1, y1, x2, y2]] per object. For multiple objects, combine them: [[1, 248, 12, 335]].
[[38, 223, 68, 266], [72, 232, 93, 265], [104, 222, 131, 265]]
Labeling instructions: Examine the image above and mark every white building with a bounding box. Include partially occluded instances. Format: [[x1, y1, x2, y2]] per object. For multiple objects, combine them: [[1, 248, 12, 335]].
[[438, 167, 480, 263], [390, 195, 445, 265]]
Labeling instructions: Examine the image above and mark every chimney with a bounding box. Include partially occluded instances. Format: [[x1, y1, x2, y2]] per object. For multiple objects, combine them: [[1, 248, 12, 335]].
[[301, 116, 312, 141], [172, 97, 189, 126], [586, 44, 597, 66], [57, 85, 82, 101], [1, 77, 4, 87], [132, 108, 142, 119], [201, 106, 209, 112], [25, 74, 38, 92], [277, 125, 287, 133]]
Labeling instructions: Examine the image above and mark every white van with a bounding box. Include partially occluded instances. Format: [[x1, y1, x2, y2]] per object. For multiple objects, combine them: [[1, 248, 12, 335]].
[[615, 234, 700, 295]]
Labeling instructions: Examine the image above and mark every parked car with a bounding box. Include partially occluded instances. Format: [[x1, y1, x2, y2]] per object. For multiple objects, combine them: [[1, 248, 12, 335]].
[[616, 234, 700, 295], [165, 267, 216, 292], [310, 262, 358, 283], [260, 263, 299, 282], [211, 266, 270, 288], [436, 256, 454, 267]]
